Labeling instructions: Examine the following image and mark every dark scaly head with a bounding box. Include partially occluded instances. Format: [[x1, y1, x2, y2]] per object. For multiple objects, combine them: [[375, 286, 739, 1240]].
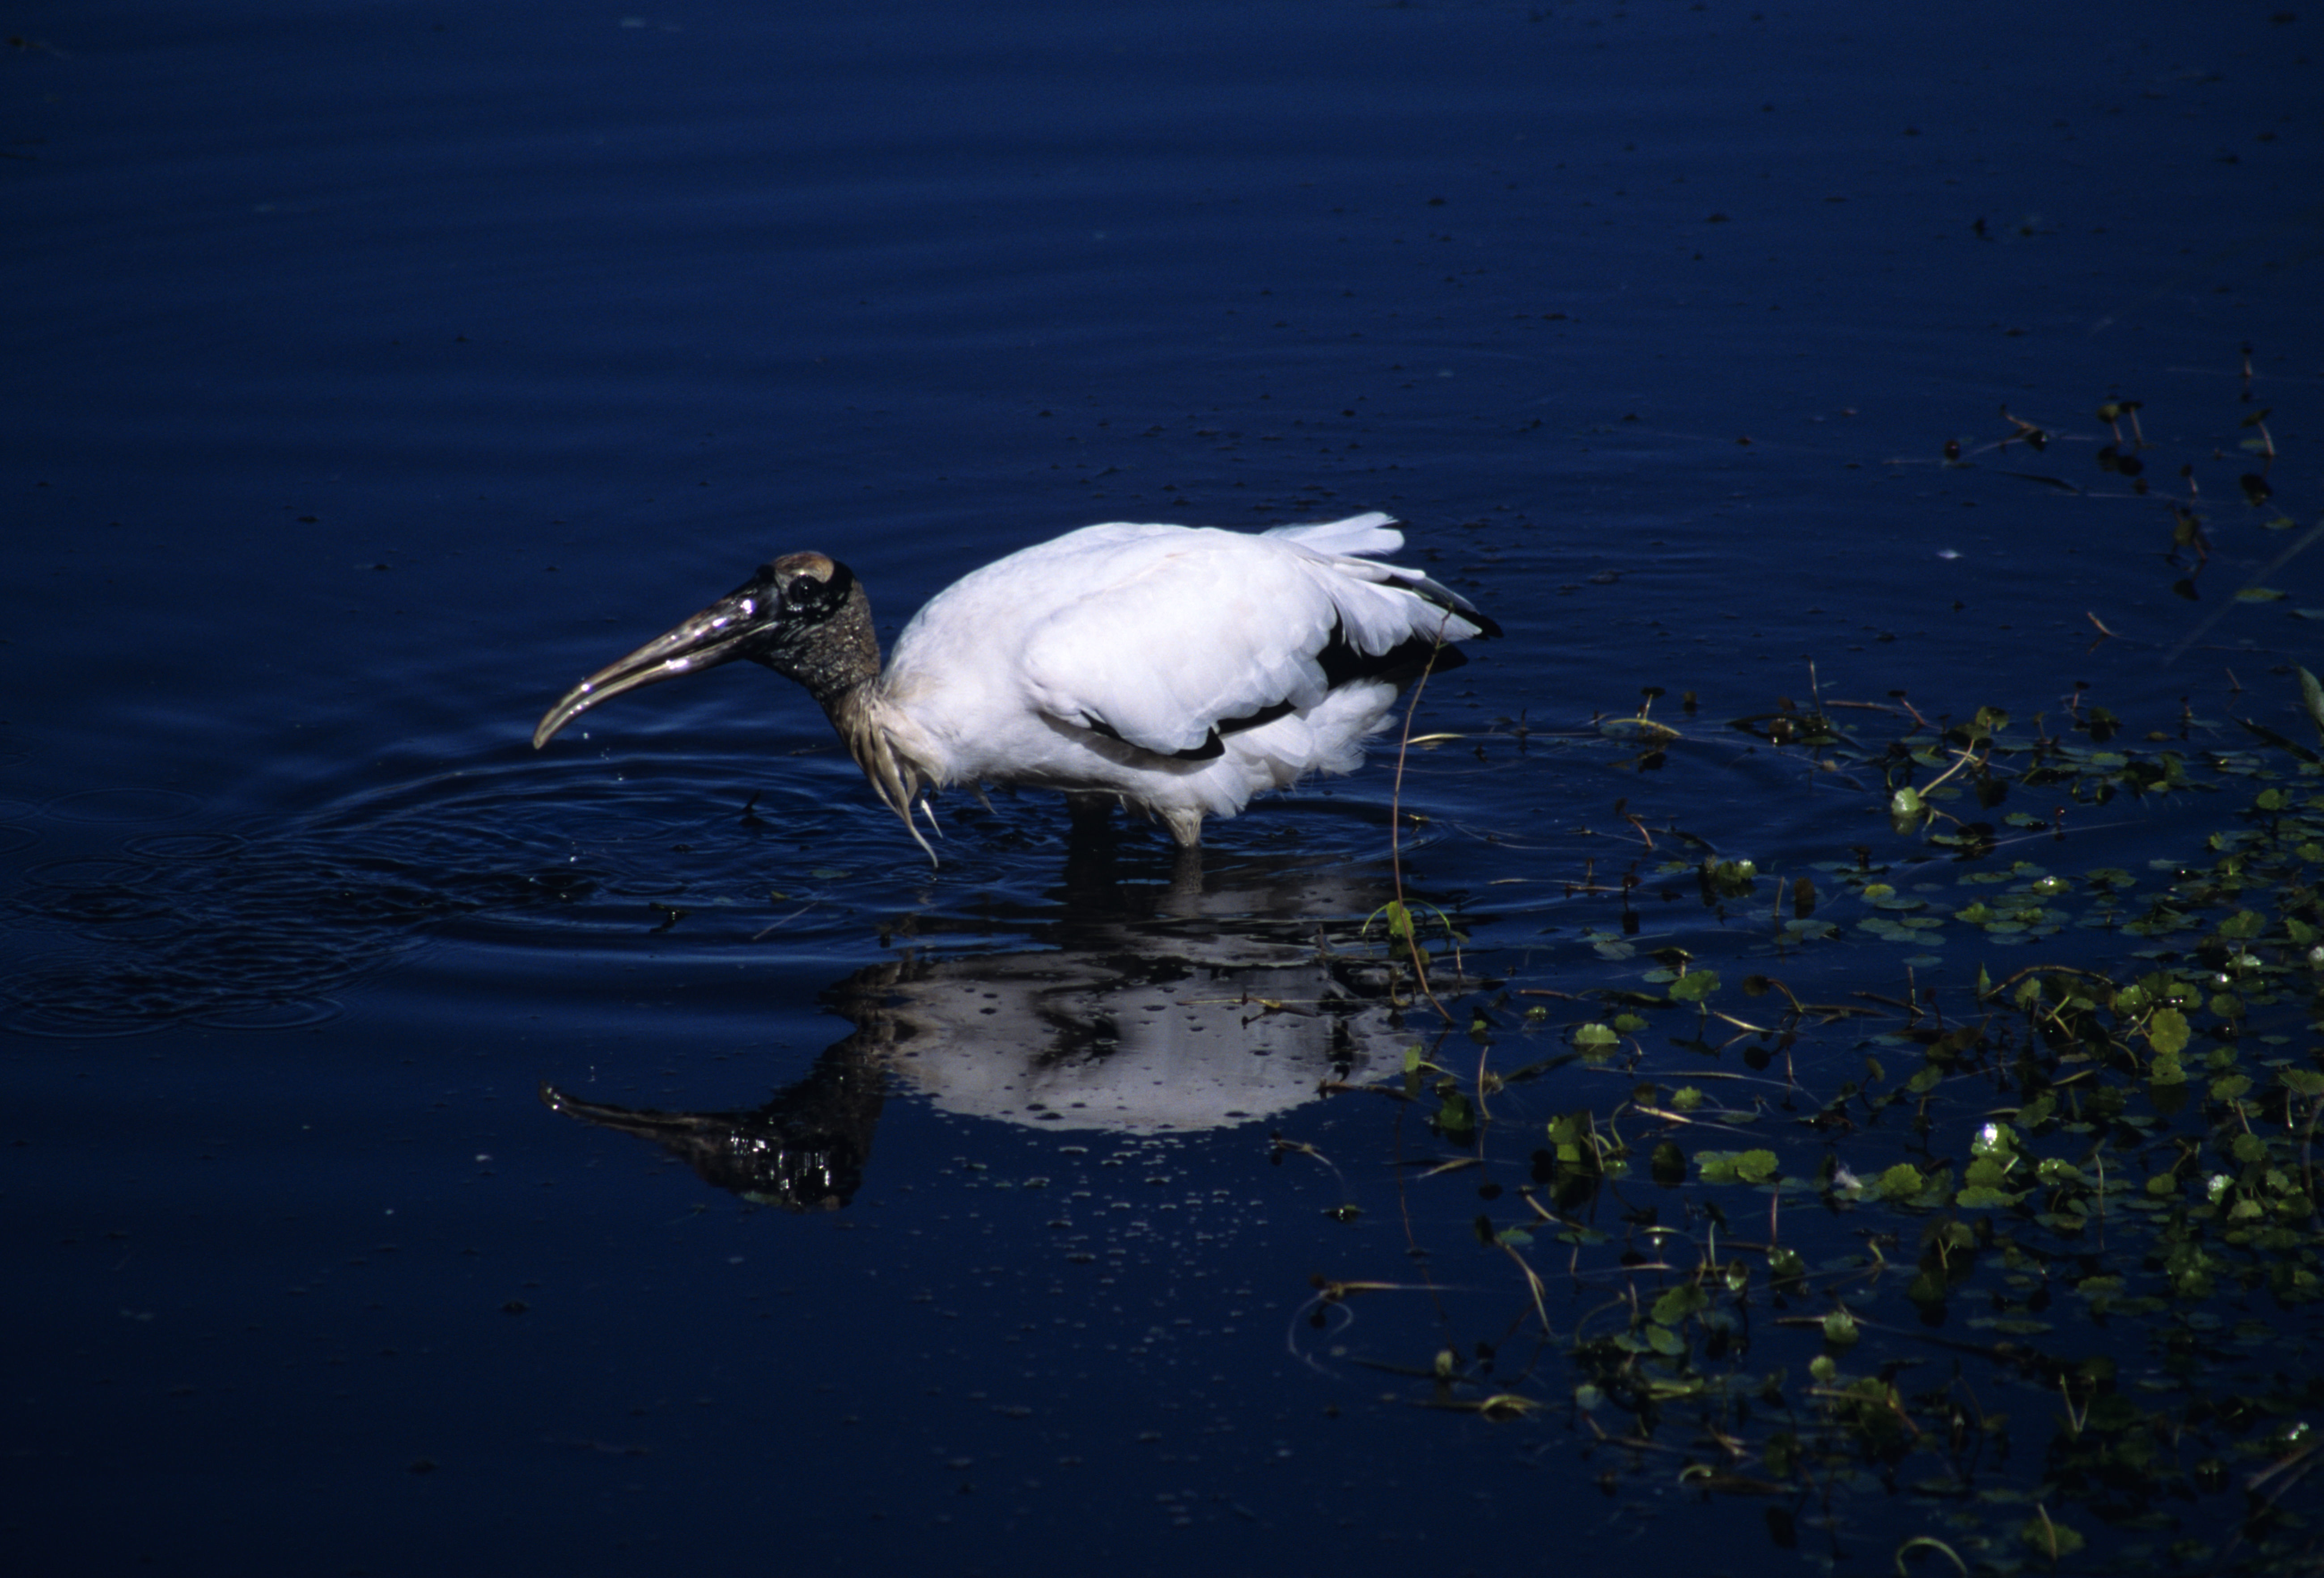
[[532, 552, 878, 749]]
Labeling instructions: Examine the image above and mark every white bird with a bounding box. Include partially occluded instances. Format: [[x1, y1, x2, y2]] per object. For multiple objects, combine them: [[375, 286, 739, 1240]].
[[532, 511, 1499, 859]]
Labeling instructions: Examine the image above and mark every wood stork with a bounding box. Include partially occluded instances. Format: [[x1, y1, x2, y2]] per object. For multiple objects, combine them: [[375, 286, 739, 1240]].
[[532, 512, 1498, 859]]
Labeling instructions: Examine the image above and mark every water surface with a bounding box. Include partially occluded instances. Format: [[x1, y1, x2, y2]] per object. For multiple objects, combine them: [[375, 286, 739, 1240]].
[[5, 0, 2320, 1570]]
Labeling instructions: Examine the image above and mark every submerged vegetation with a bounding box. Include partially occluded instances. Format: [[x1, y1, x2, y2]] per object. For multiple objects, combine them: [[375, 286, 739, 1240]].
[[1315, 390, 2324, 1573]]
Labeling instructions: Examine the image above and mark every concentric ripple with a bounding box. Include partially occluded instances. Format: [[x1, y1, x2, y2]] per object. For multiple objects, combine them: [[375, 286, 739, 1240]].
[[0, 749, 861, 1034], [0, 731, 1476, 1036]]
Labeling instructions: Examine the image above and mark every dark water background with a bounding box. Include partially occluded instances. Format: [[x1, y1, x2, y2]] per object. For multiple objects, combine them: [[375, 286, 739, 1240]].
[[5, 0, 2320, 1571]]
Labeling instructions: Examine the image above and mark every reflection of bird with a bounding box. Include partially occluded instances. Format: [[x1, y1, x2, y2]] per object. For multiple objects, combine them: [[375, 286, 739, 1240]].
[[534, 513, 1498, 857], [539, 889, 1422, 1208]]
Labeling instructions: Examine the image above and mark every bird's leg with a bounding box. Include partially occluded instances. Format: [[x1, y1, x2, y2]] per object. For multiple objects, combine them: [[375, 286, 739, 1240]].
[[1064, 792, 1119, 841], [1168, 843, 1204, 896]]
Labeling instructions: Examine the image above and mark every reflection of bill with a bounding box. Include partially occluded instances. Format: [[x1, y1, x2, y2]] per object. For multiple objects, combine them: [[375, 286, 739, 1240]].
[[544, 1045, 883, 1214], [543, 931, 1416, 1211]]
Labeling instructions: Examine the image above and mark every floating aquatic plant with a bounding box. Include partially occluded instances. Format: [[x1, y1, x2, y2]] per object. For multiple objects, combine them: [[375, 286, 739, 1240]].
[[1311, 381, 2322, 1572], [1322, 676, 2324, 1570]]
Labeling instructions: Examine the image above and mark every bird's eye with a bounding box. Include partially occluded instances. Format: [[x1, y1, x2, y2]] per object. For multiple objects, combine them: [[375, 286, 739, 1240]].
[[781, 567, 847, 615]]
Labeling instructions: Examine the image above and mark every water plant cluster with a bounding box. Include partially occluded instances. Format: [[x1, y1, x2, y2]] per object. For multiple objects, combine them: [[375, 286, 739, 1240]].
[[1325, 669, 2324, 1574], [1317, 383, 2322, 1570]]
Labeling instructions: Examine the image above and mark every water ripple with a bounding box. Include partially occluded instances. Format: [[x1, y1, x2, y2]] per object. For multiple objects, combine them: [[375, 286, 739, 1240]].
[[0, 735, 1502, 1035], [43, 787, 204, 823]]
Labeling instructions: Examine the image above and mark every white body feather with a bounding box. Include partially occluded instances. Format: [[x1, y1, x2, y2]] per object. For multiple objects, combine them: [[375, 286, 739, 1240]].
[[868, 513, 1488, 842]]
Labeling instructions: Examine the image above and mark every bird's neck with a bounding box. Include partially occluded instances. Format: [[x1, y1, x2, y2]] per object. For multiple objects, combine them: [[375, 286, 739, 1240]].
[[791, 638, 905, 806], [769, 604, 883, 717], [756, 589, 943, 849], [830, 682, 946, 847]]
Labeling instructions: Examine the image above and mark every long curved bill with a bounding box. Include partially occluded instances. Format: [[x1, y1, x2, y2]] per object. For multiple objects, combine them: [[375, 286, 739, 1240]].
[[532, 583, 768, 749]]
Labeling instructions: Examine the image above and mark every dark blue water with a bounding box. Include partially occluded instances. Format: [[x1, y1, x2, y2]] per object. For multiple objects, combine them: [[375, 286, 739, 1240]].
[[6, 0, 2320, 1570]]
